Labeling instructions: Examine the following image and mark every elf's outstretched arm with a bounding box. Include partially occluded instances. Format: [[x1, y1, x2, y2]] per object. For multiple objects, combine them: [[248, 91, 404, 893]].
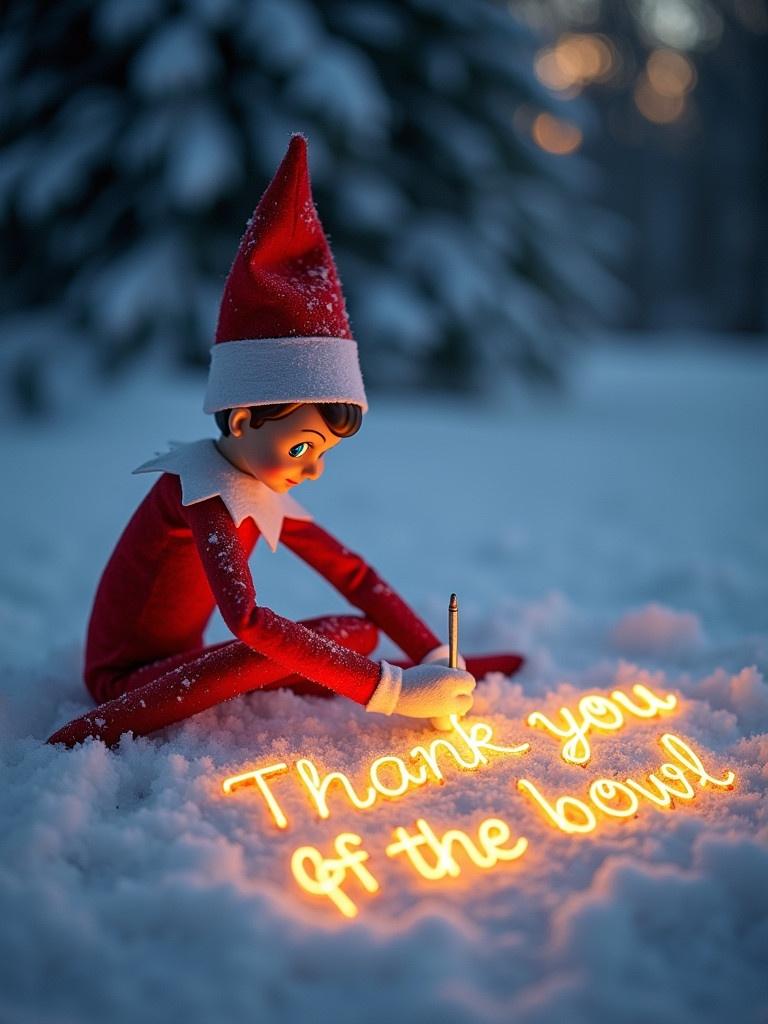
[[188, 497, 381, 705], [279, 518, 441, 663], [187, 499, 473, 721]]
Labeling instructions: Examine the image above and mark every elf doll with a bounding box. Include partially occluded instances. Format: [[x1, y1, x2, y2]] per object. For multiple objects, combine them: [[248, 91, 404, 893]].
[[47, 136, 523, 749]]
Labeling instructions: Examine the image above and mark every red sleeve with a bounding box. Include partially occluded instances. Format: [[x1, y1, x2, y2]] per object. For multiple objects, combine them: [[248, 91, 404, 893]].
[[186, 497, 381, 705], [279, 518, 441, 663]]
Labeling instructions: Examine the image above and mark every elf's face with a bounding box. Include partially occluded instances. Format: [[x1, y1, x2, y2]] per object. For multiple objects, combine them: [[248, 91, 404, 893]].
[[218, 404, 342, 493]]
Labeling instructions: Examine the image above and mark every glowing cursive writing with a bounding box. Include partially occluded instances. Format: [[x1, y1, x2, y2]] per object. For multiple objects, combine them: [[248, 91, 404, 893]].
[[526, 683, 679, 766], [222, 715, 529, 828], [220, 689, 739, 919], [517, 732, 736, 834], [291, 818, 529, 918], [290, 833, 380, 918], [222, 761, 291, 829], [386, 817, 528, 881]]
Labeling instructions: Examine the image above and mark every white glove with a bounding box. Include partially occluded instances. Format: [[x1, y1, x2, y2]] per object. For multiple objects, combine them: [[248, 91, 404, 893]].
[[421, 644, 468, 730], [366, 661, 475, 719], [420, 643, 467, 670]]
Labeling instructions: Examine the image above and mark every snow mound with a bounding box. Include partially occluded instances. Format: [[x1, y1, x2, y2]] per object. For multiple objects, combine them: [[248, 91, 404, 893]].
[[612, 603, 704, 656], [537, 835, 768, 1023], [690, 665, 768, 735]]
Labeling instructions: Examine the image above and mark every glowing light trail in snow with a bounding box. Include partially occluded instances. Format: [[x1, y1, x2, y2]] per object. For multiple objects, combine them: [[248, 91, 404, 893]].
[[517, 732, 736, 834], [526, 683, 678, 765], [221, 684, 737, 918], [221, 715, 529, 828]]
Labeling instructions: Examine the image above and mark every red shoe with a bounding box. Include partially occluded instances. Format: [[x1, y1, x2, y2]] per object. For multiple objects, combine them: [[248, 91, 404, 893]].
[[465, 653, 525, 679]]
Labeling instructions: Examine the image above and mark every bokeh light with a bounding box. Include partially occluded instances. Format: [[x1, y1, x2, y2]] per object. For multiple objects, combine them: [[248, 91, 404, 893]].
[[534, 33, 617, 92], [633, 47, 697, 123], [634, 0, 723, 51], [634, 76, 686, 123], [646, 48, 697, 97], [531, 113, 583, 154]]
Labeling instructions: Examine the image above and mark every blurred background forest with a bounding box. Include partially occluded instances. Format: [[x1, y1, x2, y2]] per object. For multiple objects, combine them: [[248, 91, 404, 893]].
[[1, 0, 766, 413]]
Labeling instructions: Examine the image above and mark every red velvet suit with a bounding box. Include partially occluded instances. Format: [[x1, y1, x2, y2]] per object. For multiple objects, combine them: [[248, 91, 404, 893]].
[[47, 471, 523, 748]]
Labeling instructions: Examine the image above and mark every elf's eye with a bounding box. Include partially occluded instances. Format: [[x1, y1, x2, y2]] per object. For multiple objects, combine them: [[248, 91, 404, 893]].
[[288, 442, 310, 458]]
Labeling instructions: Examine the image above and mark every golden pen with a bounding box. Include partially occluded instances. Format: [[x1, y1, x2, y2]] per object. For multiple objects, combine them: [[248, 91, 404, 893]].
[[430, 594, 460, 731], [448, 593, 458, 669]]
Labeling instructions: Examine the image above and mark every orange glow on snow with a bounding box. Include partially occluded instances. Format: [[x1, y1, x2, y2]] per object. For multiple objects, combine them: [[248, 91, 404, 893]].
[[222, 716, 529, 828], [518, 732, 736, 835], [527, 683, 678, 766], [222, 761, 290, 829], [386, 817, 528, 881], [222, 691, 737, 918], [291, 817, 528, 918], [291, 833, 380, 918]]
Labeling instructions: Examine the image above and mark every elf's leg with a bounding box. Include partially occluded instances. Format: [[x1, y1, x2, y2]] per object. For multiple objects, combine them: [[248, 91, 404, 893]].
[[48, 614, 378, 749], [390, 653, 525, 678], [458, 653, 525, 677]]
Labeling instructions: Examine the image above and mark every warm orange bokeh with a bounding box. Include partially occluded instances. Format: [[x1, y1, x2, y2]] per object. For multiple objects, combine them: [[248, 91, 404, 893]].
[[532, 113, 583, 155], [647, 48, 697, 97], [535, 33, 617, 92], [634, 48, 697, 123]]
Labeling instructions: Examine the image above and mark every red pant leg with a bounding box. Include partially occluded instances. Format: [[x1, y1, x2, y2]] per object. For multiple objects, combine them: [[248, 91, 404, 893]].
[[48, 615, 378, 748], [390, 652, 525, 678]]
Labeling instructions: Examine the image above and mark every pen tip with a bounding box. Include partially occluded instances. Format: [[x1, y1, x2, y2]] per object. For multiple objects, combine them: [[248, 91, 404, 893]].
[[449, 593, 458, 608]]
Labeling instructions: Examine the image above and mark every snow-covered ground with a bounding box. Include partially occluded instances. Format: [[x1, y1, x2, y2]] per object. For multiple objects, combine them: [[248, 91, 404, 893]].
[[1, 341, 766, 1023]]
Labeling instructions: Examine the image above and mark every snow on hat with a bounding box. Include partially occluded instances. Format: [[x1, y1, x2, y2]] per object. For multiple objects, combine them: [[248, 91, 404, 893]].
[[203, 134, 367, 414]]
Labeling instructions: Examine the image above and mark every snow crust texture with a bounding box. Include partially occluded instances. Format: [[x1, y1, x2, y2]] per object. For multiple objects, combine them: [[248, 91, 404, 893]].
[[0, 345, 766, 1023]]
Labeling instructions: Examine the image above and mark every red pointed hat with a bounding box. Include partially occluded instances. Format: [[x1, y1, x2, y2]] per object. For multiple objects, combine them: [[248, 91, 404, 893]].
[[203, 134, 367, 413]]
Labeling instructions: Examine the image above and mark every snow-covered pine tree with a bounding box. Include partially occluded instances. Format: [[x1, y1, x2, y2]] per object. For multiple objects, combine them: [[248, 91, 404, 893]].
[[0, 0, 626, 411]]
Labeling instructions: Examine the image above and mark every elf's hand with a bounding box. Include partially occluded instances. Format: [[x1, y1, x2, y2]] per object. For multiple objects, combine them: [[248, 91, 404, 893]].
[[366, 661, 475, 720], [421, 644, 467, 730], [420, 643, 467, 671]]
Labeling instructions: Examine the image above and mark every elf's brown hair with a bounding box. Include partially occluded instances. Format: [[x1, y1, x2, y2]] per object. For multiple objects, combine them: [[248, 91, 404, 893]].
[[214, 402, 362, 439]]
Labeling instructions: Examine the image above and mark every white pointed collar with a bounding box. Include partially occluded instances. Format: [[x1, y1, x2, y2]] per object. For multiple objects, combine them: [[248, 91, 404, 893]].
[[133, 439, 312, 552]]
